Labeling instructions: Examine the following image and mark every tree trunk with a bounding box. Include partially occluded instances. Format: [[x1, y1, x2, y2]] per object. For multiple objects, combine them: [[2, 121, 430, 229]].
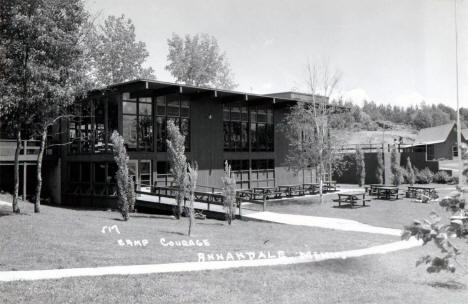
[[34, 127, 47, 213], [12, 130, 21, 213], [319, 149, 324, 204]]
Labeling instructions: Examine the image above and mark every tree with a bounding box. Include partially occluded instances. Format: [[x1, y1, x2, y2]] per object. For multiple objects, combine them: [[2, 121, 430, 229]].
[[30, 0, 88, 213], [406, 156, 415, 185], [355, 145, 365, 187], [166, 120, 187, 219], [185, 162, 198, 236], [86, 14, 155, 88], [166, 33, 237, 90], [281, 63, 342, 203], [222, 161, 237, 225], [391, 146, 404, 186], [110, 131, 135, 220], [376, 150, 384, 184], [1, 0, 86, 212]]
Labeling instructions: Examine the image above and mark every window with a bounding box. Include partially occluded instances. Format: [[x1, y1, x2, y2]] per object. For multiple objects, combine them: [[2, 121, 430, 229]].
[[156, 161, 173, 186], [122, 93, 153, 151], [223, 103, 273, 152], [156, 94, 190, 152], [94, 99, 105, 153], [426, 145, 434, 160], [452, 144, 458, 157]]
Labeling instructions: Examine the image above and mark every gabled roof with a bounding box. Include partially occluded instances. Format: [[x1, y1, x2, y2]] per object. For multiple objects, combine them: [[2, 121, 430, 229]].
[[462, 128, 468, 141], [412, 122, 455, 146]]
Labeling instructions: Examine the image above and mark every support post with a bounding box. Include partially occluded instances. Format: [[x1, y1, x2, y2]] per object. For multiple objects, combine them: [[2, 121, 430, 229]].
[[23, 163, 27, 201]]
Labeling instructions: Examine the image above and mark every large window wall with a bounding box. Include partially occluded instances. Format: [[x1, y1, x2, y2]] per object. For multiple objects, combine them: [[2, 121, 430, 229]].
[[223, 103, 274, 152], [68, 96, 118, 154], [155, 94, 190, 152], [65, 162, 117, 197], [122, 93, 153, 151]]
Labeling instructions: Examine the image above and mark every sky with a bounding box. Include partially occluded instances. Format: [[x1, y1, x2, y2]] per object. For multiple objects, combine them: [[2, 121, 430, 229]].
[[84, 0, 468, 109]]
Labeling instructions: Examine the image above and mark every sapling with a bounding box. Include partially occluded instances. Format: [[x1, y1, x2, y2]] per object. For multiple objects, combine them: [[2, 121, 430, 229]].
[[166, 120, 187, 219], [110, 131, 135, 221], [185, 162, 198, 236], [222, 161, 237, 225]]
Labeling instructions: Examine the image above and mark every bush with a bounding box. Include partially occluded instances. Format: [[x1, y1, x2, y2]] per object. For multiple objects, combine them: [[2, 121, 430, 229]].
[[433, 171, 452, 184], [415, 167, 434, 184], [405, 157, 415, 185]]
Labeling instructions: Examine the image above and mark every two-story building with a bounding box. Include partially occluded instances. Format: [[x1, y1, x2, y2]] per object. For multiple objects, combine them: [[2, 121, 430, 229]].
[[1, 79, 348, 208]]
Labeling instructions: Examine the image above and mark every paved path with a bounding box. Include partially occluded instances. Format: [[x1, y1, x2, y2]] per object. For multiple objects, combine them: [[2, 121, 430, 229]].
[[244, 211, 402, 236], [0, 201, 421, 282], [0, 238, 421, 282]]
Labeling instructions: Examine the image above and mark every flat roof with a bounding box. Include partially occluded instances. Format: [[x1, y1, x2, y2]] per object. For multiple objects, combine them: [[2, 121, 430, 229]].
[[95, 79, 350, 113]]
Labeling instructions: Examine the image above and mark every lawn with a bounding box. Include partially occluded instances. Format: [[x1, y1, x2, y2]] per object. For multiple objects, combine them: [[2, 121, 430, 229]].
[[1, 189, 467, 304]]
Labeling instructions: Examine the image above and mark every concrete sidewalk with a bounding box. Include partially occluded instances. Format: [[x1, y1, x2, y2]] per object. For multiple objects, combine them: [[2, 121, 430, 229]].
[[244, 211, 402, 236]]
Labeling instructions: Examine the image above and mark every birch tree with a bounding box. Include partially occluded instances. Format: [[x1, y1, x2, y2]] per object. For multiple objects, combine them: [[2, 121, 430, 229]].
[[281, 63, 341, 203], [166, 120, 187, 219], [1, 0, 87, 212]]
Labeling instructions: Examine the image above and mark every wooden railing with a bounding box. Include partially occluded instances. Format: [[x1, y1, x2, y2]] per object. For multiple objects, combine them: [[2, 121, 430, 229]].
[[0, 139, 41, 161], [135, 184, 266, 219]]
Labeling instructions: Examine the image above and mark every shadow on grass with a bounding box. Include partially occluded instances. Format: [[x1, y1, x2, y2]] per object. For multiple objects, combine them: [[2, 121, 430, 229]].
[[159, 230, 185, 236], [197, 222, 224, 226], [131, 214, 176, 220], [332, 205, 370, 209], [427, 280, 466, 290]]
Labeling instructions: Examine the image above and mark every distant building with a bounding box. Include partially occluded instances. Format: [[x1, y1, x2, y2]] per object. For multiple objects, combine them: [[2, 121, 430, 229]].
[[403, 122, 468, 161]]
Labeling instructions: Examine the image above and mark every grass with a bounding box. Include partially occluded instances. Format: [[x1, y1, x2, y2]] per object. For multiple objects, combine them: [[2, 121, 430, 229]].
[[1, 188, 467, 304]]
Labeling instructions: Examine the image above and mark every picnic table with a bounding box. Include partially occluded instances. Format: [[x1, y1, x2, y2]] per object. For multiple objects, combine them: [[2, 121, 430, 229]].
[[277, 184, 304, 197], [376, 186, 401, 200], [365, 184, 385, 195], [302, 183, 319, 195], [323, 180, 337, 192], [253, 186, 277, 199], [406, 186, 437, 199], [334, 192, 370, 207]]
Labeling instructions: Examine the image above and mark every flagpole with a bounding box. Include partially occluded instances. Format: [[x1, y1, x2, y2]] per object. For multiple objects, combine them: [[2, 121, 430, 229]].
[[454, 0, 463, 187]]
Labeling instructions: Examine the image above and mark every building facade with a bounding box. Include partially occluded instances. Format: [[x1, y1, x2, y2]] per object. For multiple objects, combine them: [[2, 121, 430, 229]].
[[34, 80, 346, 207]]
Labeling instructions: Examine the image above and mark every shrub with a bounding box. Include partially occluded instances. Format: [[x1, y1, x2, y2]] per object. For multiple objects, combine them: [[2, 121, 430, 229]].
[[405, 157, 415, 185], [355, 146, 365, 186], [110, 131, 135, 221], [433, 171, 452, 184], [376, 151, 384, 184], [390, 147, 403, 186], [415, 167, 434, 184]]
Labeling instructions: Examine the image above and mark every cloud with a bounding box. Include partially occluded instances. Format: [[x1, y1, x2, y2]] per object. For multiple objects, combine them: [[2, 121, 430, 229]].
[[394, 91, 447, 107], [337, 88, 371, 106]]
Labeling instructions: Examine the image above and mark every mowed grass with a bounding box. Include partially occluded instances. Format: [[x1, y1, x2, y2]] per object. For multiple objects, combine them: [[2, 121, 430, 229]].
[[1, 188, 468, 304], [266, 184, 461, 229]]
